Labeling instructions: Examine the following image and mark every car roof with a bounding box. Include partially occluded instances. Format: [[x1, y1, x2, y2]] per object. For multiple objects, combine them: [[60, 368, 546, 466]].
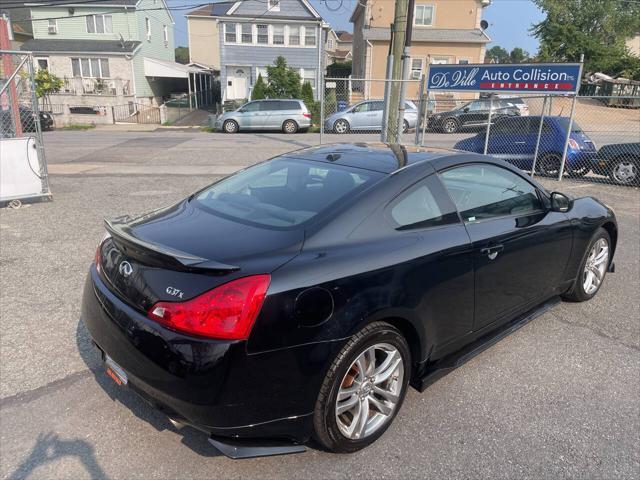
[[281, 142, 471, 174]]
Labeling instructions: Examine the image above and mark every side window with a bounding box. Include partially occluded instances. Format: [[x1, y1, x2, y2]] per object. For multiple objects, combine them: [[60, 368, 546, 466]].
[[370, 101, 384, 111], [353, 102, 370, 113], [261, 101, 281, 111], [440, 164, 543, 222], [468, 101, 485, 111], [388, 176, 459, 230], [242, 102, 260, 112]]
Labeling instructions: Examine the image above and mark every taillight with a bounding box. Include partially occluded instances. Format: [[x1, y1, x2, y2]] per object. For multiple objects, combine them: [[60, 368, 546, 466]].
[[303, 112, 312, 118], [94, 232, 110, 273], [147, 274, 270, 340], [568, 138, 580, 150]]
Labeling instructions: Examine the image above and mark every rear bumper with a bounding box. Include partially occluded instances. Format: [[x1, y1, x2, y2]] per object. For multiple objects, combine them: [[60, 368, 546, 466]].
[[81, 267, 330, 442]]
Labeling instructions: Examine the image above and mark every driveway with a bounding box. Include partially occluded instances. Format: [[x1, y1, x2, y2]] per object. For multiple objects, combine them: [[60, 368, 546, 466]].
[[1, 130, 638, 479]]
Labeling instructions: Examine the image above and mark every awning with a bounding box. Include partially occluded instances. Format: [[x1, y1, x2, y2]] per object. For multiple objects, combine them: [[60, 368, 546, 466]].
[[144, 57, 209, 79]]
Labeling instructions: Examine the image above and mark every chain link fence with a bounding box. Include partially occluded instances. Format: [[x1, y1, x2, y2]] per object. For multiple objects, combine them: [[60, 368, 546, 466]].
[[319, 77, 640, 187], [0, 50, 51, 206]]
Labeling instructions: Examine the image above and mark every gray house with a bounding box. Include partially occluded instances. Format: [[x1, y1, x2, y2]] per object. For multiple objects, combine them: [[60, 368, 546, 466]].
[[187, 0, 327, 101]]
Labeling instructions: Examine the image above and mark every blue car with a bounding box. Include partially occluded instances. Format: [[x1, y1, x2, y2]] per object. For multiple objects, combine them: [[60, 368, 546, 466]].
[[454, 116, 597, 177]]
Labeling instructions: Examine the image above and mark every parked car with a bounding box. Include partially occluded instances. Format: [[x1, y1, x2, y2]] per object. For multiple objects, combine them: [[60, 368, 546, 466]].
[[428, 98, 520, 133], [592, 142, 640, 186], [0, 106, 54, 137], [83, 143, 616, 457], [480, 94, 530, 116], [454, 116, 598, 177], [324, 100, 419, 134], [215, 99, 311, 134]]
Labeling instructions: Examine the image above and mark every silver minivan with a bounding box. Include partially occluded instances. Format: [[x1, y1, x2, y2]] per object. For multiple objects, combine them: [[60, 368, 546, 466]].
[[215, 99, 312, 134]]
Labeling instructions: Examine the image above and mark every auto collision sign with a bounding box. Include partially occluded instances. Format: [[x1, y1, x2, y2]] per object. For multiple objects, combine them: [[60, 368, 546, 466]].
[[427, 63, 582, 94]]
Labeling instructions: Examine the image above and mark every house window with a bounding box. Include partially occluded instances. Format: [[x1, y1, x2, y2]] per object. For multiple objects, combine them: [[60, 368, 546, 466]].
[[257, 24, 268, 44], [48, 19, 58, 34], [71, 58, 110, 78], [300, 68, 316, 88], [304, 26, 316, 46], [431, 56, 450, 64], [414, 5, 434, 26], [163, 24, 168, 45], [225, 23, 237, 43], [268, 0, 280, 11], [411, 58, 423, 79], [273, 24, 285, 45], [145, 17, 151, 40], [36, 58, 49, 70], [458, 59, 469, 64], [86, 14, 113, 34], [289, 26, 300, 46], [241, 24, 252, 43], [327, 38, 334, 50]]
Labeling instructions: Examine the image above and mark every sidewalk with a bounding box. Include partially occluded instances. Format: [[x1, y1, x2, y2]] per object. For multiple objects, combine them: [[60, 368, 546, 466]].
[[94, 123, 159, 132]]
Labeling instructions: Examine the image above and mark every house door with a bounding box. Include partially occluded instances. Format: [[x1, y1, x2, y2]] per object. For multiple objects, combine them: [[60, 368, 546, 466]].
[[227, 67, 249, 100]]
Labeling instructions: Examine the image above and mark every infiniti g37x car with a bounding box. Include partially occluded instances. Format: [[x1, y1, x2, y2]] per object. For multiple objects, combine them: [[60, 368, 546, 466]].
[[82, 143, 617, 456]]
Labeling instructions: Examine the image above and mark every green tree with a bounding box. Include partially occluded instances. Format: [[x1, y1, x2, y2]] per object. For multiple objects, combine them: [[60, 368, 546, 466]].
[[34, 69, 63, 111], [509, 47, 530, 63], [532, 0, 640, 78], [324, 88, 337, 116], [251, 74, 267, 100], [266, 56, 301, 99], [300, 81, 314, 107], [485, 46, 510, 63], [326, 60, 352, 77], [175, 46, 189, 64]]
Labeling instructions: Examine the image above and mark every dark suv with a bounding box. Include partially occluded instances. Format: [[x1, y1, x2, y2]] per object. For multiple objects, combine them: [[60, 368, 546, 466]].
[[428, 99, 520, 133]]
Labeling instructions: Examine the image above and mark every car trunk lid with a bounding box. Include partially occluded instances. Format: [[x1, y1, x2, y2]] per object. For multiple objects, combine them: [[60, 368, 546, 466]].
[[98, 200, 303, 313]]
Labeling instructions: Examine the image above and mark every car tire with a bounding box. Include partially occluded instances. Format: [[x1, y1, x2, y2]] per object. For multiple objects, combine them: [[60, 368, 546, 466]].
[[609, 156, 639, 186], [442, 118, 459, 134], [566, 160, 590, 178], [223, 120, 239, 134], [563, 227, 611, 302], [333, 119, 350, 134], [312, 321, 411, 453], [283, 119, 298, 134], [535, 153, 561, 177]]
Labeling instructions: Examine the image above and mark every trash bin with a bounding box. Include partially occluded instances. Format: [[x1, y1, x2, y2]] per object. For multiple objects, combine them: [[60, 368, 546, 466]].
[[337, 101, 348, 111]]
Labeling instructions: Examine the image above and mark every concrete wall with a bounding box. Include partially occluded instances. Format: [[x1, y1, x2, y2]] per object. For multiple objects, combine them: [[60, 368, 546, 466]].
[[187, 16, 220, 69]]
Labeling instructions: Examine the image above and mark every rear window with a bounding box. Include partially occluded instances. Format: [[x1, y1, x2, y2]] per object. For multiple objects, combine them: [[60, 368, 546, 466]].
[[554, 117, 584, 133], [194, 159, 380, 227]]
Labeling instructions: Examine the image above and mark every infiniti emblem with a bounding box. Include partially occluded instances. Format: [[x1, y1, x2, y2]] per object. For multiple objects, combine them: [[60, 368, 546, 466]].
[[119, 261, 133, 277]]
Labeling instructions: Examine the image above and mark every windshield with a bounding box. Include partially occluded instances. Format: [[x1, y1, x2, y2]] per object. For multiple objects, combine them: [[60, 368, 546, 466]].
[[194, 159, 380, 227]]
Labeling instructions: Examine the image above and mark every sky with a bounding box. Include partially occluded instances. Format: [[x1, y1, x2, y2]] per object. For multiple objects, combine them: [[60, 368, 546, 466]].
[[169, 0, 544, 55]]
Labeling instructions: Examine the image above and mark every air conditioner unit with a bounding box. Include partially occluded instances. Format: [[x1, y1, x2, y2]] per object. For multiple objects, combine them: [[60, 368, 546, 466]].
[[48, 25, 58, 34], [411, 71, 421, 80]]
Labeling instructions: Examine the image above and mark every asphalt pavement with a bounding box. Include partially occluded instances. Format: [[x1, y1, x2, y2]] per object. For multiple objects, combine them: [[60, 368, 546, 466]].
[[0, 129, 638, 479]]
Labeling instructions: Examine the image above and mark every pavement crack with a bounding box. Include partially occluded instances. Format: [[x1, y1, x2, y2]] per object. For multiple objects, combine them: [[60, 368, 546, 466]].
[[549, 310, 640, 353], [0, 369, 92, 409]]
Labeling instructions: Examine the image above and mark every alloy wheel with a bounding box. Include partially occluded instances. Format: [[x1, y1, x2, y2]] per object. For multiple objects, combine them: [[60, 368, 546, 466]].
[[611, 159, 638, 185], [582, 238, 609, 295], [283, 120, 297, 134], [224, 120, 238, 133], [443, 119, 457, 134], [335, 343, 403, 440], [334, 119, 349, 134]]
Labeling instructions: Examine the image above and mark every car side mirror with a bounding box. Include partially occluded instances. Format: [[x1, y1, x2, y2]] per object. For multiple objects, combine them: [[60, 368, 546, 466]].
[[463, 107, 469, 113], [237, 108, 245, 113], [550, 192, 572, 212]]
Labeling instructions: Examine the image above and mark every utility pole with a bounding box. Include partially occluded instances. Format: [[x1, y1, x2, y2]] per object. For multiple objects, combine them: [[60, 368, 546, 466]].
[[384, 0, 411, 143]]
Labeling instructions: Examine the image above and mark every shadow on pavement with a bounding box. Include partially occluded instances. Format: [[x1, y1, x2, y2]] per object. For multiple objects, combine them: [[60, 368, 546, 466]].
[[7, 432, 107, 480], [75, 318, 223, 458]]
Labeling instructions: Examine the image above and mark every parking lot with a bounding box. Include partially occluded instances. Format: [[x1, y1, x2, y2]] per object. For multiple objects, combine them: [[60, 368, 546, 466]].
[[1, 129, 639, 479]]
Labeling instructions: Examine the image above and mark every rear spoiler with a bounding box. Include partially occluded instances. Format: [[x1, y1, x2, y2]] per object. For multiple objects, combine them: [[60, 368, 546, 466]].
[[104, 218, 240, 273]]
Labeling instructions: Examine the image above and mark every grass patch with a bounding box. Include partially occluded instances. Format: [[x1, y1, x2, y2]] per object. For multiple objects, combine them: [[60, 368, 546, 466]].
[[200, 126, 217, 133], [63, 123, 96, 130], [307, 126, 321, 133]]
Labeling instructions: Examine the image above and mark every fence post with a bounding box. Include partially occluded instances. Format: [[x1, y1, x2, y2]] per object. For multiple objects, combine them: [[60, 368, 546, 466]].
[[414, 74, 426, 146], [320, 77, 325, 145], [111, 106, 115, 124], [530, 95, 548, 178], [483, 94, 494, 155], [557, 93, 578, 181], [420, 65, 431, 146]]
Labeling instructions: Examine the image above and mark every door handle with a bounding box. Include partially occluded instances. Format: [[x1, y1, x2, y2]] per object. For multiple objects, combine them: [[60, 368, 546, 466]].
[[480, 244, 504, 260]]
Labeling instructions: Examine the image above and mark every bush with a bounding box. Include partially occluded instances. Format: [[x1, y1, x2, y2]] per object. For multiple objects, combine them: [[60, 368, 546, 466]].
[[252, 74, 267, 100], [266, 56, 301, 99], [308, 100, 321, 126], [301, 81, 314, 107], [324, 89, 337, 116]]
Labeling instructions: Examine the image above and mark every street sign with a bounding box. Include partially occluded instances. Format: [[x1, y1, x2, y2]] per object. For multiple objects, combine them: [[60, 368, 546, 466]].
[[326, 81, 337, 88], [427, 63, 582, 94]]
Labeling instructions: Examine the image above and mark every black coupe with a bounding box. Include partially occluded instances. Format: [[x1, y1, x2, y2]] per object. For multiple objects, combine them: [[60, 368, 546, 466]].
[[82, 143, 617, 457]]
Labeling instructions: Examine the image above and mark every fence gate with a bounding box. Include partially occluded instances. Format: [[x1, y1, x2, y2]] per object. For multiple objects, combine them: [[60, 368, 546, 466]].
[[0, 50, 52, 206], [113, 103, 161, 124]]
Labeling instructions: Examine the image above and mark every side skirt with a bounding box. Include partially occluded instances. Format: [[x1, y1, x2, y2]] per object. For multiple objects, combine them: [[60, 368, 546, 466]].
[[412, 296, 561, 392]]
